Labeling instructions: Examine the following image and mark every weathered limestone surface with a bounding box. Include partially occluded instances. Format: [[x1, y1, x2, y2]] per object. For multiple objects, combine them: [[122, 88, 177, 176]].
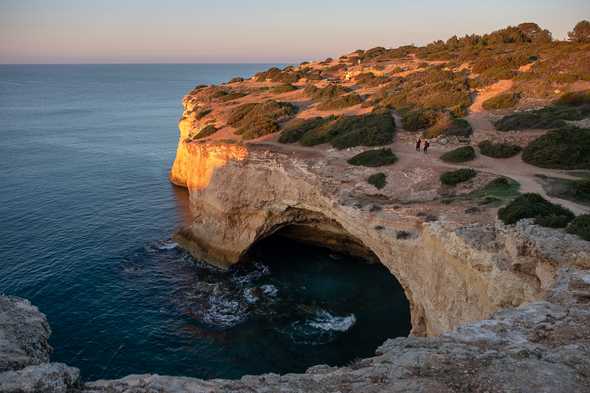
[[0, 296, 80, 393], [169, 141, 590, 336]]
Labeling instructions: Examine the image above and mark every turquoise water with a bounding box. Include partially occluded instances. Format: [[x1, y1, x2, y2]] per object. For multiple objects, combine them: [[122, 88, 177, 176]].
[[0, 64, 410, 381]]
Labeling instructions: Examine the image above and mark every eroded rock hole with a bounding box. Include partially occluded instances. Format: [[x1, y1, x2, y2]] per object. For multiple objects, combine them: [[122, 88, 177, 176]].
[[239, 225, 411, 372]]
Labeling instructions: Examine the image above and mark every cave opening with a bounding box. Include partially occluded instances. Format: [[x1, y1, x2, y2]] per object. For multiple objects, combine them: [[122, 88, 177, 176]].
[[239, 220, 412, 371]]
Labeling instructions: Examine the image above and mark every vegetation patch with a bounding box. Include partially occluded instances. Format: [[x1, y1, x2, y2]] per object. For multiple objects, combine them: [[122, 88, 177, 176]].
[[272, 84, 298, 94], [347, 148, 398, 167], [295, 112, 395, 149], [423, 113, 473, 138], [482, 92, 521, 110], [278, 117, 334, 144], [304, 84, 351, 101], [522, 127, 590, 169], [440, 168, 477, 186], [195, 108, 212, 120], [567, 215, 590, 241], [228, 100, 298, 140], [401, 109, 439, 131], [440, 146, 476, 163], [498, 193, 575, 227], [316, 93, 362, 110], [255, 67, 301, 83], [192, 125, 218, 140], [470, 177, 520, 203], [377, 66, 472, 112], [494, 97, 590, 131], [367, 172, 387, 189], [478, 140, 522, 158], [536, 175, 590, 206]]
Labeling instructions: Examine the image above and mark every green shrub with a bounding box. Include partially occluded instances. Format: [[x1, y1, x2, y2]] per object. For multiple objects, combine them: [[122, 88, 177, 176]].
[[498, 193, 575, 226], [444, 118, 473, 137], [575, 179, 590, 200], [348, 148, 398, 167], [470, 177, 520, 201], [368, 172, 387, 189], [440, 168, 477, 186], [195, 108, 212, 120], [304, 84, 351, 100], [482, 92, 521, 110], [522, 127, 590, 169], [494, 105, 590, 131], [423, 114, 473, 138], [316, 93, 362, 110], [478, 140, 522, 158], [193, 125, 218, 140], [298, 112, 396, 149], [229, 77, 244, 83], [256, 67, 301, 83], [278, 116, 334, 144], [567, 215, 590, 241], [555, 90, 590, 106], [272, 84, 297, 94], [440, 146, 476, 163], [401, 109, 438, 131], [228, 100, 298, 140]]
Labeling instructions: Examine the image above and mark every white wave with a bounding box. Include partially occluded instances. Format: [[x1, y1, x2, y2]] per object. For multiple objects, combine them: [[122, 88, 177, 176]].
[[260, 284, 278, 297], [243, 288, 259, 304], [308, 310, 356, 332], [157, 241, 178, 250]]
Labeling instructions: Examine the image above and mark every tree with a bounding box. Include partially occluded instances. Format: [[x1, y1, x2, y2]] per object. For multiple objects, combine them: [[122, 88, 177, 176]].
[[568, 20, 590, 43]]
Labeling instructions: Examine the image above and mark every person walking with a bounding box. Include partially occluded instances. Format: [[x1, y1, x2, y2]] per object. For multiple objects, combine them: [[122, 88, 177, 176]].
[[423, 140, 430, 154], [415, 137, 422, 152]]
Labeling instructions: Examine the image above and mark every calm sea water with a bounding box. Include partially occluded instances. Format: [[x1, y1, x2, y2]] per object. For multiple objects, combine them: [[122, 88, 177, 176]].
[[0, 64, 410, 381]]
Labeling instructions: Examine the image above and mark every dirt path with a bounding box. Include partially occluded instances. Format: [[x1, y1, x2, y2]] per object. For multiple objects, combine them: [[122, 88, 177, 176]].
[[392, 141, 589, 215]]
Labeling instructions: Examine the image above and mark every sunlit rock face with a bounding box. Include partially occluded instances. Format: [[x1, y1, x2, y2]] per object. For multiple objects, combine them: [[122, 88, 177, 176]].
[[170, 139, 247, 190]]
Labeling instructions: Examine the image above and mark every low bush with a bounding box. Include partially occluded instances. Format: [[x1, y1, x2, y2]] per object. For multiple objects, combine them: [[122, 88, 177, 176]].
[[470, 177, 520, 202], [478, 140, 522, 158], [255, 67, 301, 83], [316, 93, 362, 110], [347, 148, 398, 167], [554, 90, 590, 106], [498, 193, 575, 227], [272, 84, 297, 94], [228, 77, 244, 83], [567, 214, 590, 241], [304, 84, 351, 100], [228, 100, 298, 140], [195, 108, 212, 120], [297, 112, 396, 149], [522, 127, 590, 169], [494, 104, 590, 131], [368, 172, 387, 189], [278, 116, 334, 144], [482, 92, 521, 110], [440, 168, 477, 186], [401, 109, 438, 131], [423, 114, 473, 138], [440, 146, 476, 163], [193, 125, 218, 140]]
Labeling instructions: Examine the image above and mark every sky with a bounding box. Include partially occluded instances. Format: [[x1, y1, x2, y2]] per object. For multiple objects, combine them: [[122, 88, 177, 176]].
[[1, 0, 589, 64]]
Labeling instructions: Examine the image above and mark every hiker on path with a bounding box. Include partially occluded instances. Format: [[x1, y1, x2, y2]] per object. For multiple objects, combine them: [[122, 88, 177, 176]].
[[415, 137, 421, 152], [423, 140, 430, 154]]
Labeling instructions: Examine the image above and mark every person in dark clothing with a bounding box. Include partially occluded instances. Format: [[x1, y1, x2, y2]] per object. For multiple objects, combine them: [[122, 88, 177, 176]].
[[415, 138, 421, 152], [423, 140, 430, 154]]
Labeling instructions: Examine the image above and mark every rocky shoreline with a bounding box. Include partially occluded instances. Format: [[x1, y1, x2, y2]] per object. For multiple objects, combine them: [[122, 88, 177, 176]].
[[2, 260, 590, 392]]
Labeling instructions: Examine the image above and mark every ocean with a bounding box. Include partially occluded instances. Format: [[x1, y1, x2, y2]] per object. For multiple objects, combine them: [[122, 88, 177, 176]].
[[0, 64, 410, 381]]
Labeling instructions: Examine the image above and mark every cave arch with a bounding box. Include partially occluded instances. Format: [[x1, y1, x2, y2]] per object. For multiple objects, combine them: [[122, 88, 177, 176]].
[[237, 207, 424, 335]]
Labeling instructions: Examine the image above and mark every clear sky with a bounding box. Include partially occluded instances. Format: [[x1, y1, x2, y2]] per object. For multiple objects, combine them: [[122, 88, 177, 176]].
[[1, 0, 589, 64]]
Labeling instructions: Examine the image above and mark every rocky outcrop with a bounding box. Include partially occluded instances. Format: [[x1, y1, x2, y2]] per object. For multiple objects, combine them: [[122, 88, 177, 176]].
[[0, 296, 80, 393], [169, 140, 590, 336]]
